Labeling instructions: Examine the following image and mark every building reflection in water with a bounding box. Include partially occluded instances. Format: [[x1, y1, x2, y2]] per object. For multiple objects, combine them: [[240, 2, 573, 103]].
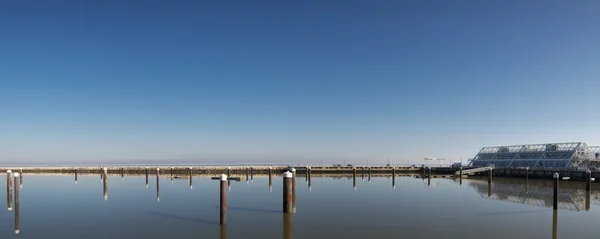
[[464, 177, 597, 211]]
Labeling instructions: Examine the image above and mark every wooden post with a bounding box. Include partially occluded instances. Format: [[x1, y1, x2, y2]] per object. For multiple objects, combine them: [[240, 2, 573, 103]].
[[220, 174, 227, 225], [14, 173, 20, 235], [353, 167, 356, 191], [553, 173, 559, 210], [156, 168, 160, 202], [459, 167, 462, 185], [392, 167, 396, 189], [269, 167, 273, 192], [283, 171, 293, 213], [7, 170, 12, 211], [189, 167, 193, 190], [586, 170, 592, 192], [103, 168, 108, 201], [291, 168, 296, 213], [19, 168, 22, 188], [268, 167, 272, 179], [361, 167, 365, 179]]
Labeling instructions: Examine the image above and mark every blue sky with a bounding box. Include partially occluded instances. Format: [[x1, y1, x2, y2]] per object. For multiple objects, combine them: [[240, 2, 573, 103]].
[[1, 1, 599, 165]]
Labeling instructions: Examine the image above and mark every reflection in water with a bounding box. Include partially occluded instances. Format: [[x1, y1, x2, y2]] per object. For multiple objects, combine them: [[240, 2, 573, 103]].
[[353, 174, 356, 191], [14, 173, 20, 234], [392, 176, 396, 189], [75, 168, 78, 183], [220, 225, 227, 239], [552, 209, 557, 239], [465, 177, 600, 211], [19, 169, 23, 188], [7, 171, 12, 211], [283, 212, 293, 239]]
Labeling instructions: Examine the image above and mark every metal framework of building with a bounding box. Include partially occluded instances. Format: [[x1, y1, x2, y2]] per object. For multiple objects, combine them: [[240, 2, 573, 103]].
[[471, 142, 600, 170]]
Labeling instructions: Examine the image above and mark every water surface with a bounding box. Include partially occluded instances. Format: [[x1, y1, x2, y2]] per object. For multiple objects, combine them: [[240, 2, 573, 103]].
[[1, 173, 599, 238]]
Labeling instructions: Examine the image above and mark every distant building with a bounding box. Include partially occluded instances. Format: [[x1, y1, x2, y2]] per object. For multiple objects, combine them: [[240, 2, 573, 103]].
[[471, 142, 600, 170]]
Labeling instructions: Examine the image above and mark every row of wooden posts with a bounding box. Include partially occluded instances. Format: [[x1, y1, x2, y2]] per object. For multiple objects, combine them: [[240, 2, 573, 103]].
[[6, 170, 21, 234]]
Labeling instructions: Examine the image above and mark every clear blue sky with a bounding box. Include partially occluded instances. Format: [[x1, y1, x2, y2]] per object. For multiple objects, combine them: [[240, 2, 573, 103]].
[[1, 1, 599, 165]]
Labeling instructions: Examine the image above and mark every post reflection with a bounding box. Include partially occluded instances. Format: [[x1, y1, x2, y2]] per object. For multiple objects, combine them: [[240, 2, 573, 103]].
[[220, 225, 227, 239], [283, 212, 293, 239], [552, 209, 557, 239]]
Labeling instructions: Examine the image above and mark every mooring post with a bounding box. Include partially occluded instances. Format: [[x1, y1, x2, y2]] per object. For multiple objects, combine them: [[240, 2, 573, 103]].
[[220, 174, 227, 225], [392, 167, 396, 189], [526, 167, 529, 181], [553, 173, 559, 210], [103, 168, 108, 201], [121, 167, 124, 179], [268, 167, 272, 179], [19, 168, 22, 188], [100, 167, 103, 180], [459, 167, 463, 185], [156, 168, 160, 202], [189, 167, 193, 189], [14, 173, 19, 235], [362, 167, 365, 179], [269, 167, 273, 192], [7, 170, 12, 211], [283, 171, 293, 213], [291, 168, 296, 213], [586, 170, 592, 192], [368, 167, 371, 182], [353, 167, 357, 191], [488, 168, 492, 184]]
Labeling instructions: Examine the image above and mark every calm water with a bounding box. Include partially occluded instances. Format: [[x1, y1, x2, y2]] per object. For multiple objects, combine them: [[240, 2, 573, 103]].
[[2, 173, 600, 238]]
